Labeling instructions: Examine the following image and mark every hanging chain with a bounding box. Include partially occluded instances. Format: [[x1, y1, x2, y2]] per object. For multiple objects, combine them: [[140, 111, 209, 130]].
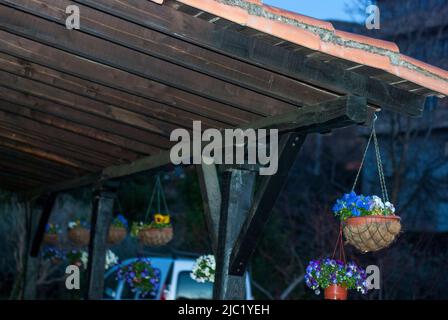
[[144, 175, 170, 222], [332, 224, 346, 264], [351, 114, 390, 202], [351, 128, 374, 192], [373, 126, 389, 202]]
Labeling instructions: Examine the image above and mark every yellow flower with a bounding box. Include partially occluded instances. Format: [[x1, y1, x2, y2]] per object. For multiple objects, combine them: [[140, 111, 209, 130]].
[[154, 214, 170, 225]]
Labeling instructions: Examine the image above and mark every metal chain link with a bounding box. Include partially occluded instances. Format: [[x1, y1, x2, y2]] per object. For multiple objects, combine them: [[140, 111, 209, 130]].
[[351, 127, 374, 192], [144, 175, 170, 222], [351, 114, 390, 201]]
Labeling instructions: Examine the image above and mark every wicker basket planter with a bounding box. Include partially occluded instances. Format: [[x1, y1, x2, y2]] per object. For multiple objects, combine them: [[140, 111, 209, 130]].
[[343, 215, 401, 253], [68, 227, 90, 247], [43, 233, 59, 246], [324, 285, 348, 300], [107, 226, 127, 245], [137, 226, 173, 247]]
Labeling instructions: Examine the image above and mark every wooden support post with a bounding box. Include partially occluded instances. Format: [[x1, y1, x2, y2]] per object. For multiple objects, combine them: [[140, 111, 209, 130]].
[[30, 193, 57, 257], [86, 181, 119, 300], [213, 168, 256, 300], [230, 133, 307, 275], [23, 200, 40, 299], [196, 163, 221, 254]]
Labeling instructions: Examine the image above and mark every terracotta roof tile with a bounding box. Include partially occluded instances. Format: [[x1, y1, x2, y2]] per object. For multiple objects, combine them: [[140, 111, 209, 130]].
[[152, 0, 448, 96]]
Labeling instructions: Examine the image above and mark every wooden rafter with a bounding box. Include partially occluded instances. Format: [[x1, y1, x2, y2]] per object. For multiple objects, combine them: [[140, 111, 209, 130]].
[[29, 95, 368, 196]]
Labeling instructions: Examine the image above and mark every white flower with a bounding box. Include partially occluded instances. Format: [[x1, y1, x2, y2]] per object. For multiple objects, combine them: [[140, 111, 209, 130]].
[[385, 201, 396, 213], [105, 250, 119, 269], [68, 221, 77, 229], [79, 249, 119, 270], [80, 250, 89, 270], [370, 195, 385, 210], [191, 255, 216, 283]]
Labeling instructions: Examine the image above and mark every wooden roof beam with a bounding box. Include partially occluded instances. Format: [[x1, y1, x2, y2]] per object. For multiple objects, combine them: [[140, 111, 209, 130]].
[[29, 95, 367, 196]]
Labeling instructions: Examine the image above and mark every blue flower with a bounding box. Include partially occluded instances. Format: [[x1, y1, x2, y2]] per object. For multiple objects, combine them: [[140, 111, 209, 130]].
[[351, 207, 361, 216], [117, 214, 128, 227]]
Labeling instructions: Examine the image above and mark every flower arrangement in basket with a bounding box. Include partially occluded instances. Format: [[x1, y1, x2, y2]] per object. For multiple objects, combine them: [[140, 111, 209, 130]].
[[190, 255, 216, 283], [131, 175, 174, 247], [333, 115, 401, 253], [43, 223, 61, 246], [333, 192, 401, 252], [305, 258, 369, 300], [108, 214, 128, 245], [131, 214, 173, 247], [116, 257, 161, 298], [67, 219, 90, 247]]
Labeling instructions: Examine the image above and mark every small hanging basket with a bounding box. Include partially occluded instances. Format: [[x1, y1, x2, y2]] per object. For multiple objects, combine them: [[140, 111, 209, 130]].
[[68, 227, 90, 247], [343, 215, 401, 253], [43, 233, 59, 246], [324, 284, 348, 300], [107, 226, 127, 245], [133, 175, 174, 247], [334, 114, 402, 253], [137, 226, 173, 247]]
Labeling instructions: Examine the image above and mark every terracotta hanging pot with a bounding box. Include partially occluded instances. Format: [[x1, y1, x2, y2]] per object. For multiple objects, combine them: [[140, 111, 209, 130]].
[[68, 227, 90, 247], [107, 226, 127, 245], [43, 233, 59, 246], [343, 215, 401, 253], [324, 285, 348, 300], [138, 226, 173, 247]]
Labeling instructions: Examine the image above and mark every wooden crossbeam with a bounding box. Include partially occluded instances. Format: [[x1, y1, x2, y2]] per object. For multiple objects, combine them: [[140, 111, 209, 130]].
[[229, 133, 307, 275], [28, 95, 367, 196], [26, 96, 368, 194]]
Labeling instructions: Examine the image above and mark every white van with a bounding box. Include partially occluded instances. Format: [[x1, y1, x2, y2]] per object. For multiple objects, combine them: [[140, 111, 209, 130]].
[[104, 255, 253, 300]]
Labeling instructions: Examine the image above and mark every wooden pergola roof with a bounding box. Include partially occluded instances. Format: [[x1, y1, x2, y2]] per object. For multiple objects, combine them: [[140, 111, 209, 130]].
[[0, 0, 447, 193]]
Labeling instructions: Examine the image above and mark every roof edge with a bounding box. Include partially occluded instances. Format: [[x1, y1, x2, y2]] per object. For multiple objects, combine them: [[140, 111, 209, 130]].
[[161, 0, 448, 96]]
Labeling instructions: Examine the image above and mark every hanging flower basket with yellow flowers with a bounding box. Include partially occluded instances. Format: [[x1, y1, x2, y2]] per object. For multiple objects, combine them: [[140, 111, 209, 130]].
[[131, 214, 173, 247], [131, 175, 174, 247]]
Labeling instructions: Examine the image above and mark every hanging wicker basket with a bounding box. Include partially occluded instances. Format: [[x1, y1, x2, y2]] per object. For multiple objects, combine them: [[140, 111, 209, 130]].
[[138, 226, 173, 247], [68, 227, 90, 247], [343, 215, 401, 253], [43, 233, 59, 246], [107, 226, 127, 245]]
